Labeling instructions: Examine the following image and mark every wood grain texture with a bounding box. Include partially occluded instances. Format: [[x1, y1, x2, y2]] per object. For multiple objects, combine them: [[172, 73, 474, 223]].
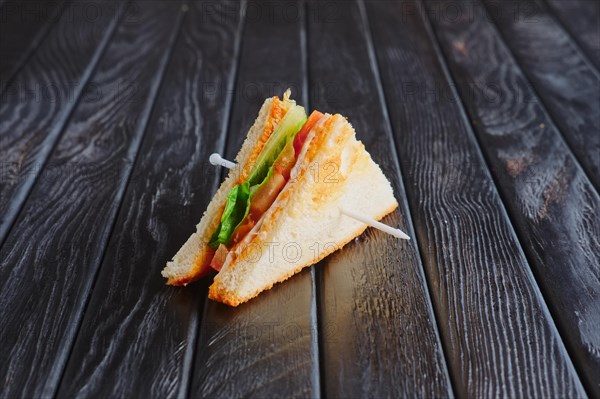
[[425, 0, 600, 395], [189, 1, 320, 397], [482, 0, 600, 190], [0, 0, 67, 87], [307, 1, 453, 397], [0, 0, 125, 244], [55, 2, 262, 397], [56, 1, 244, 398], [544, 0, 600, 69], [0, 0, 597, 396], [0, 2, 184, 398], [365, 0, 587, 396]]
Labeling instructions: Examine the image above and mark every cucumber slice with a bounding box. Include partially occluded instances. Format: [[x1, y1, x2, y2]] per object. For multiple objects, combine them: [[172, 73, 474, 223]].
[[208, 104, 306, 250], [247, 105, 307, 187]]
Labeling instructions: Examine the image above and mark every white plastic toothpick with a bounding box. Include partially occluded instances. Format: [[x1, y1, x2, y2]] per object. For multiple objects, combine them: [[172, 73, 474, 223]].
[[209, 153, 237, 169], [340, 208, 410, 240], [208, 153, 411, 240]]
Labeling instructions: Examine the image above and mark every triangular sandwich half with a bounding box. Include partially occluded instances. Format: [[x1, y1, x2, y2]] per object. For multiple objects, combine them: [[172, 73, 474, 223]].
[[163, 90, 398, 306], [162, 91, 294, 286]]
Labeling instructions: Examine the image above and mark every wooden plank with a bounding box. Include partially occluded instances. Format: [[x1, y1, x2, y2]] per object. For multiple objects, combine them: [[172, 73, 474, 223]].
[[364, 0, 587, 396], [0, 2, 184, 397], [0, 0, 67, 86], [306, 1, 453, 397], [425, 0, 600, 395], [544, 0, 600, 69], [55, 1, 245, 398], [189, 1, 320, 397], [0, 0, 126, 244], [482, 0, 600, 190]]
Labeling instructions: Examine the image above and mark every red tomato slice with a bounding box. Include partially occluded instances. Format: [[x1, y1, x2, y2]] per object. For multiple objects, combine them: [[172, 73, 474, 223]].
[[293, 111, 324, 157], [209, 244, 229, 271], [250, 171, 286, 216], [230, 214, 255, 247], [227, 111, 324, 251]]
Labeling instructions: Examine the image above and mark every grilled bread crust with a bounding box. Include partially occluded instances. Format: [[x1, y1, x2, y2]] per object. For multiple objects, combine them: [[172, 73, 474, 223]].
[[162, 93, 293, 285]]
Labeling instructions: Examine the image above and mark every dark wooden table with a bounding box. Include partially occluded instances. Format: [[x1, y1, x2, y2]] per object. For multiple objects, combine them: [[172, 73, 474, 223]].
[[1, 0, 599, 397]]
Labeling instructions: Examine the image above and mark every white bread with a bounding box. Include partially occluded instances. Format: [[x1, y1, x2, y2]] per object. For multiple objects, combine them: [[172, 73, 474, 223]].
[[162, 92, 294, 285], [209, 114, 398, 306]]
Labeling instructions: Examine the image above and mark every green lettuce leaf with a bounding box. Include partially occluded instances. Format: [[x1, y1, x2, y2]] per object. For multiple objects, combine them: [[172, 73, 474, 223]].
[[208, 104, 307, 249], [247, 105, 307, 186], [208, 182, 250, 249]]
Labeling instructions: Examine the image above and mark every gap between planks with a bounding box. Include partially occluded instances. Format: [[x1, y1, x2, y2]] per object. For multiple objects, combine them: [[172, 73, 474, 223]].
[[418, 0, 590, 394], [479, 0, 600, 193], [423, 0, 599, 394], [51, 2, 189, 397], [541, 0, 600, 73], [299, 0, 324, 396], [0, 1, 127, 247], [0, 0, 69, 97], [178, 1, 248, 398], [356, 0, 457, 396]]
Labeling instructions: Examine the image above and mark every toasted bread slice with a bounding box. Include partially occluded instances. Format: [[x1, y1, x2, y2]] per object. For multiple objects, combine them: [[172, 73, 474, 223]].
[[208, 114, 398, 306], [162, 91, 295, 285]]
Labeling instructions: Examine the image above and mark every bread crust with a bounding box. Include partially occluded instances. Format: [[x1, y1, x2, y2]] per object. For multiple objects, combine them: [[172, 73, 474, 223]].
[[208, 202, 397, 306], [163, 95, 291, 285], [236, 96, 286, 184]]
